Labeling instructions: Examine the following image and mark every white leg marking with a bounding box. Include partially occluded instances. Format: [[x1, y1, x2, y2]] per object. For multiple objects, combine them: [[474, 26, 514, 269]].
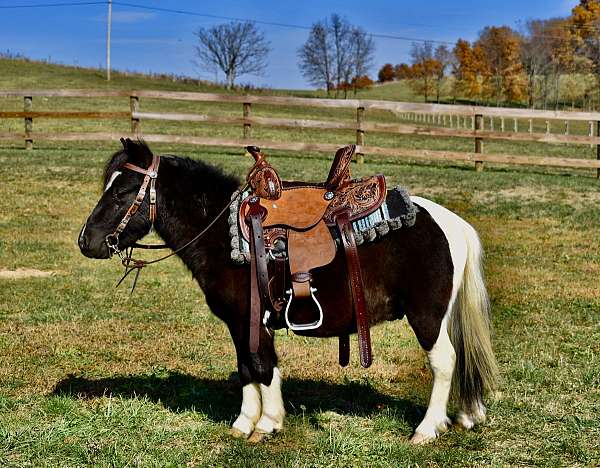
[[409, 196, 470, 444], [411, 317, 456, 444], [231, 383, 261, 437], [457, 399, 487, 429], [104, 171, 122, 192], [254, 367, 285, 434]]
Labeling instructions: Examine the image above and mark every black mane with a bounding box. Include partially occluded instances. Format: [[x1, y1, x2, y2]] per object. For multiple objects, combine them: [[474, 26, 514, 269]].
[[103, 140, 240, 196]]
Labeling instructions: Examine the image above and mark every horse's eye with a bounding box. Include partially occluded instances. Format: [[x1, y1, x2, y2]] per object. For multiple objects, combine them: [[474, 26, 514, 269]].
[[112, 188, 130, 201]]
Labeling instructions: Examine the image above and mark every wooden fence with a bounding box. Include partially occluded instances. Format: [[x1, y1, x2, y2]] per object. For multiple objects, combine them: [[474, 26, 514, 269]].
[[1, 89, 600, 176]]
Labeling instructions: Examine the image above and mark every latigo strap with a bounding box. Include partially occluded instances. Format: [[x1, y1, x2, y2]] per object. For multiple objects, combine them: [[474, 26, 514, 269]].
[[247, 197, 270, 353], [334, 207, 373, 368]]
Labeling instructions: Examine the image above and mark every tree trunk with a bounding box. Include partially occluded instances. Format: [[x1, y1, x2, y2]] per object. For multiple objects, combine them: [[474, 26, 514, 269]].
[[226, 72, 235, 90]]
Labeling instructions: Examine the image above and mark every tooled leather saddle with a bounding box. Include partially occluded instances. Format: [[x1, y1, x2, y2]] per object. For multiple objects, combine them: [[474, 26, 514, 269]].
[[240, 145, 386, 368]]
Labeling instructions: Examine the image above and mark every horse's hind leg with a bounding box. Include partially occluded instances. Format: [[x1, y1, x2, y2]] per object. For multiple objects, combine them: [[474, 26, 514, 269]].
[[411, 316, 456, 445]]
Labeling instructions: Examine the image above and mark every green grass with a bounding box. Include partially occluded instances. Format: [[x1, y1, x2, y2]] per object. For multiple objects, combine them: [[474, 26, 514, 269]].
[[0, 59, 599, 467], [1, 142, 599, 467]]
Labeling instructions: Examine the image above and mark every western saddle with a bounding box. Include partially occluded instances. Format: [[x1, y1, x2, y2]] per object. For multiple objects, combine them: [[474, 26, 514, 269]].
[[241, 145, 386, 368]]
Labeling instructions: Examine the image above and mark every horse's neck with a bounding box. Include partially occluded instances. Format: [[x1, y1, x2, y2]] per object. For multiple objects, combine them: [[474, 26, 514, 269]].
[[153, 161, 238, 287]]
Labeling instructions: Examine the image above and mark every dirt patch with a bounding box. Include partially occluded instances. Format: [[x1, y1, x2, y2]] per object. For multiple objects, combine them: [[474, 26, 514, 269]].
[[0, 268, 56, 279]]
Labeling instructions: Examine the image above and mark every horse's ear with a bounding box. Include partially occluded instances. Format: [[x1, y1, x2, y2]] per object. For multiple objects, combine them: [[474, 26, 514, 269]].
[[121, 138, 153, 167]]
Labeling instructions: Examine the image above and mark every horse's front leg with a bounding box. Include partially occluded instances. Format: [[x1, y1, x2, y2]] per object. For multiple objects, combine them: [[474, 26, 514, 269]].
[[228, 323, 285, 441], [249, 366, 284, 442]]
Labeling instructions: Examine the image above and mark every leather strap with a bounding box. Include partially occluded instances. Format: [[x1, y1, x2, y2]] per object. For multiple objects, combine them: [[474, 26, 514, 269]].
[[272, 256, 287, 312], [334, 207, 372, 368], [339, 334, 350, 367], [246, 198, 269, 353]]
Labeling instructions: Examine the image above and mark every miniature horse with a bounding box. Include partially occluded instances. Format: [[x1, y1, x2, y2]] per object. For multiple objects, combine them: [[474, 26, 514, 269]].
[[78, 140, 497, 444]]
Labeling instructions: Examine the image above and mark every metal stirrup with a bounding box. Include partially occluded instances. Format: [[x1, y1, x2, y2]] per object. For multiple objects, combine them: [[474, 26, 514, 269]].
[[284, 287, 324, 331]]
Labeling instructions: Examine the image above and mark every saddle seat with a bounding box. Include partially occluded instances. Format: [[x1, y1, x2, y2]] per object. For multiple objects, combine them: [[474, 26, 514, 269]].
[[243, 145, 386, 368]]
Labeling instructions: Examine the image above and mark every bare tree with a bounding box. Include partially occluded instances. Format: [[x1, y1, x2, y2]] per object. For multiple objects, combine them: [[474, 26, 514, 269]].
[[350, 26, 375, 96], [410, 41, 434, 64], [298, 20, 333, 94], [194, 21, 271, 89], [298, 14, 375, 97], [434, 44, 453, 102]]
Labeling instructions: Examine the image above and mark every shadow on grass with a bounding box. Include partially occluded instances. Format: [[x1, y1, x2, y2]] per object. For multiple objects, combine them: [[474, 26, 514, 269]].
[[52, 371, 423, 426]]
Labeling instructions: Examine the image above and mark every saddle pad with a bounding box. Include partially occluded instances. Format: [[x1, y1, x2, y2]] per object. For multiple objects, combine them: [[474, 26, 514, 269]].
[[229, 184, 418, 265]]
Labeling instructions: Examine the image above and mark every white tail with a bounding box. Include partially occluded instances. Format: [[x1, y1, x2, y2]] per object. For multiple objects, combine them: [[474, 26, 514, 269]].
[[449, 219, 498, 412]]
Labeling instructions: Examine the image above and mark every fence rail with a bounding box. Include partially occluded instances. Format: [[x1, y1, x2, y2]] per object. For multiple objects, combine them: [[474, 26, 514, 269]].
[[1, 89, 600, 175]]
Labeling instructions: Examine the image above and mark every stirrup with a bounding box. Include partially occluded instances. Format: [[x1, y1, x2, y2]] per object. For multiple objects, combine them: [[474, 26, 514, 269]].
[[284, 287, 323, 331]]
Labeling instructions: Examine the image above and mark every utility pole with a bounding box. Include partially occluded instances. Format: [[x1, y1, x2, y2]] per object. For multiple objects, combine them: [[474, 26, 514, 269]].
[[106, 0, 112, 80]]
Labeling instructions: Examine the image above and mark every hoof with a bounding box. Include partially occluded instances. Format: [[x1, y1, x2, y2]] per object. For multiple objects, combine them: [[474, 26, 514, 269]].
[[247, 431, 271, 444], [229, 427, 250, 439], [410, 431, 437, 445], [456, 412, 475, 430]]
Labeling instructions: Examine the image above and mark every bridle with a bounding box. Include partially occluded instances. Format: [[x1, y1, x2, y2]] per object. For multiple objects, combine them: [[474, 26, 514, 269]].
[[105, 151, 249, 293], [105, 152, 161, 256]]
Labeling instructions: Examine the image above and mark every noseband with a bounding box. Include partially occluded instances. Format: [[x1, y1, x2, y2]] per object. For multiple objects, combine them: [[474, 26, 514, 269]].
[[105, 153, 161, 256]]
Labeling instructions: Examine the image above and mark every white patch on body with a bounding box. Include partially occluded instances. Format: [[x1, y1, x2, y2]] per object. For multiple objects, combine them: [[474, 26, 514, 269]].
[[254, 367, 285, 434], [231, 383, 261, 436], [104, 171, 122, 192]]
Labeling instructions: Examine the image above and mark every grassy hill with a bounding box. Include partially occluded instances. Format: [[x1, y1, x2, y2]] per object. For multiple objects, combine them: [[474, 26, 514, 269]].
[[0, 56, 422, 101]]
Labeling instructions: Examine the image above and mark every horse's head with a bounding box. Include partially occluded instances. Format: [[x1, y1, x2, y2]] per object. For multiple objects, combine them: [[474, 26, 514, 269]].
[[78, 138, 157, 259]]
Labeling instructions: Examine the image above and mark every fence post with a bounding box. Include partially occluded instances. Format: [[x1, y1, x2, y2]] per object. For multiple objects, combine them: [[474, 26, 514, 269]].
[[546, 121, 550, 134], [243, 102, 251, 139], [129, 95, 140, 135], [513, 118, 518, 132], [501, 117, 505, 132], [24, 96, 33, 149], [356, 106, 365, 164], [528, 119, 533, 134], [597, 120, 600, 179], [475, 114, 484, 172]]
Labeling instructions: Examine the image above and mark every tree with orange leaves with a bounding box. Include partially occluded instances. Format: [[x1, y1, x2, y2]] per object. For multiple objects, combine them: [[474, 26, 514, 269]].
[[452, 39, 491, 103], [476, 26, 526, 104], [571, 0, 600, 93]]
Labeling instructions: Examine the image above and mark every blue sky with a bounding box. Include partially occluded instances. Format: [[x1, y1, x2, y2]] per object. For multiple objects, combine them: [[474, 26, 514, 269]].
[[0, 0, 578, 89]]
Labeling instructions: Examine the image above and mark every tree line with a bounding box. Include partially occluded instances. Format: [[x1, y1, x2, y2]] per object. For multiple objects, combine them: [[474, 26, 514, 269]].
[[378, 0, 600, 109]]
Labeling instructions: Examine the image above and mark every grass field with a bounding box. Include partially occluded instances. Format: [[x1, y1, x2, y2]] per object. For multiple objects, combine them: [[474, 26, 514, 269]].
[[1, 59, 599, 467]]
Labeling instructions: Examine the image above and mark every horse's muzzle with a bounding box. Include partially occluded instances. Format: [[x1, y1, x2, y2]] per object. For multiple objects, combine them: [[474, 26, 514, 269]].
[[78, 223, 110, 259]]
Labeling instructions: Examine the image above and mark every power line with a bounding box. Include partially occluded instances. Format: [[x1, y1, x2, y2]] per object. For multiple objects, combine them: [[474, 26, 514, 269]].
[[112, 1, 455, 45], [0, 1, 105, 8], [5, 1, 596, 45]]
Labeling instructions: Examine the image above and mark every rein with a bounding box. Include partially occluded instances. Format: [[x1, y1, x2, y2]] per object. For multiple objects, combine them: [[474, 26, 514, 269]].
[[107, 152, 250, 293]]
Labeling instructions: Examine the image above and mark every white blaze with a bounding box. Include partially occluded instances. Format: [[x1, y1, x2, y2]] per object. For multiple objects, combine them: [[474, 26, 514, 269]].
[[104, 171, 122, 192]]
